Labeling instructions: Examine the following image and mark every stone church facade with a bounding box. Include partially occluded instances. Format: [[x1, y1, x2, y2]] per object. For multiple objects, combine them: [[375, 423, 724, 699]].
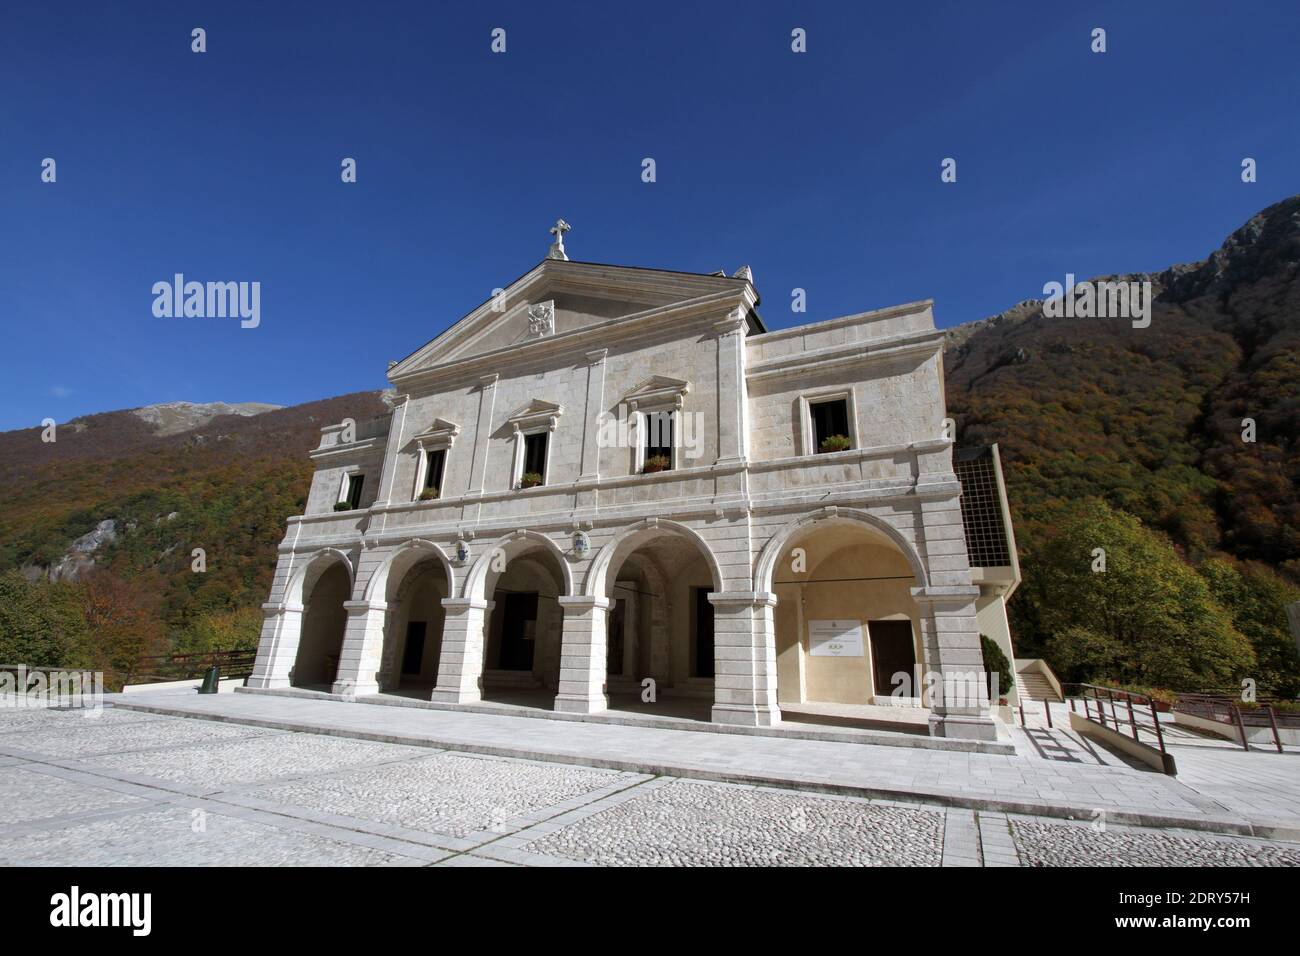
[[248, 225, 1019, 741]]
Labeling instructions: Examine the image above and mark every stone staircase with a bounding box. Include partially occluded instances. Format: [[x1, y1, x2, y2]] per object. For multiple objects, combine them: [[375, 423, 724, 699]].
[[1015, 667, 1061, 703]]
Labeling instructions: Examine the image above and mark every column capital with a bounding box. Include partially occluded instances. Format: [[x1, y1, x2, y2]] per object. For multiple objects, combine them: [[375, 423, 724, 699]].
[[262, 601, 304, 614], [707, 590, 777, 608], [342, 600, 387, 613], [711, 310, 747, 337], [910, 586, 980, 609], [442, 597, 493, 612], [558, 595, 613, 611]]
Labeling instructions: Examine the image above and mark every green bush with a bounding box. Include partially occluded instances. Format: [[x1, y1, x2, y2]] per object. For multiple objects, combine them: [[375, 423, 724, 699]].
[[980, 634, 1015, 701], [418, 487, 439, 501], [520, 472, 542, 489], [642, 455, 670, 474], [332, 501, 352, 512]]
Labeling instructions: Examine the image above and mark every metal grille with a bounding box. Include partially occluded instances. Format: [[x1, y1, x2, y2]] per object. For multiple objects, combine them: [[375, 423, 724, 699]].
[[954, 447, 1011, 567]]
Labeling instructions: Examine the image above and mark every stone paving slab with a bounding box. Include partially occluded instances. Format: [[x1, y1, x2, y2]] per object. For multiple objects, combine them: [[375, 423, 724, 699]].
[[0, 765, 149, 827], [0, 714, 278, 758], [4, 706, 1298, 867], [108, 691, 1300, 839], [0, 803, 426, 867], [72, 730, 436, 792], [522, 778, 945, 866]]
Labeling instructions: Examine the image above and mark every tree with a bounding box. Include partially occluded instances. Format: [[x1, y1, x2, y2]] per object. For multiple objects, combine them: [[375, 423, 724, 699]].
[[1017, 499, 1254, 689], [979, 635, 1015, 702], [0, 572, 87, 669], [1200, 557, 1300, 698], [78, 570, 168, 688]]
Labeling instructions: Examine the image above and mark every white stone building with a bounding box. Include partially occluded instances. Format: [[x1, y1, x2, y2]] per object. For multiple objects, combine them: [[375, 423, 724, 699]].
[[248, 225, 1021, 741]]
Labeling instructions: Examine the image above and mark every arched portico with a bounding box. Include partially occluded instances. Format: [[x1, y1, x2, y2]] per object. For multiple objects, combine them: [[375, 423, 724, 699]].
[[754, 507, 997, 741], [432, 530, 572, 705], [576, 519, 725, 720], [248, 548, 354, 690], [369, 541, 455, 694], [754, 507, 928, 594]]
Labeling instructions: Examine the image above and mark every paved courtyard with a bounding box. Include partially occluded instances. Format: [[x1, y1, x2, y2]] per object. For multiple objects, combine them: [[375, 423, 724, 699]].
[[1, 702, 1298, 867]]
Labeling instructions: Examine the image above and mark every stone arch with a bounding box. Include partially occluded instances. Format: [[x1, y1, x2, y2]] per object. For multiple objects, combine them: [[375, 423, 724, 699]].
[[288, 549, 353, 689], [463, 529, 574, 602], [584, 518, 724, 599], [363, 538, 456, 604], [283, 547, 355, 606], [753, 507, 929, 594]]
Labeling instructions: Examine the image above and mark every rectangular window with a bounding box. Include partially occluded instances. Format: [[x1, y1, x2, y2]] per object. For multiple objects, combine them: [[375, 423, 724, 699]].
[[424, 449, 446, 495], [810, 398, 851, 453], [345, 473, 365, 509], [643, 410, 674, 471], [522, 432, 548, 485]]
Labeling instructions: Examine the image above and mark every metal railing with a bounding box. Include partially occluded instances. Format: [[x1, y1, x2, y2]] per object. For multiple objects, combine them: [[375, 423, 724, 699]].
[[124, 650, 257, 687], [1062, 682, 1170, 757], [1173, 692, 1294, 753]]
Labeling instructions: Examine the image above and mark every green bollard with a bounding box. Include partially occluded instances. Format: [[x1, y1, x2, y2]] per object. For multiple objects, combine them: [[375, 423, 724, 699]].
[[198, 665, 220, 694]]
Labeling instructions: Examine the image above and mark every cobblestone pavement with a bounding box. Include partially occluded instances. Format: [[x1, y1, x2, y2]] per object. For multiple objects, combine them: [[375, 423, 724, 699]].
[[1, 705, 1297, 867]]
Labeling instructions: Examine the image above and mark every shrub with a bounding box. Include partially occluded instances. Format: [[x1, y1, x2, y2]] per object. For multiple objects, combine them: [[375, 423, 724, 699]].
[[418, 487, 439, 501], [642, 455, 670, 474], [332, 501, 352, 512], [819, 434, 851, 453], [980, 634, 1015, 702], [520, 472, 542, 489]]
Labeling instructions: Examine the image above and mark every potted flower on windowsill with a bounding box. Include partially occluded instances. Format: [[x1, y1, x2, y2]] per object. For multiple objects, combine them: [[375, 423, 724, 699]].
[[520, 472, 543, 489], [642, 454, 671, 474], [333, 501, 353, 512], [419, 487, 439, 501], [819, 434, 852, 453]]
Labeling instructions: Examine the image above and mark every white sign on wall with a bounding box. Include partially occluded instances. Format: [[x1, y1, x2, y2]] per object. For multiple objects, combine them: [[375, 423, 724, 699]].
[[808, 620, 864, 657]]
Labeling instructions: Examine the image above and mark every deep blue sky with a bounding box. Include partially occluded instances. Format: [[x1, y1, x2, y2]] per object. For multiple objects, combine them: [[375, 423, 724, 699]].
[[3, 1, 1298, 430]]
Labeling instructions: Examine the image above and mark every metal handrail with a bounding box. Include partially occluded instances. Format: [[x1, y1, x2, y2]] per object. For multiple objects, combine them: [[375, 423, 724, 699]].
[[125, 650, 256, 686], [1061, 682, 1170, 756]]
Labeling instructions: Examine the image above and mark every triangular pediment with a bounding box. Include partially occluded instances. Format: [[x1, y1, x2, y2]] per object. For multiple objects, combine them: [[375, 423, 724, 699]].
[[408, 418, 461, 447], [623, 376, 691, 407], [504, 399, 562, 423], [388, 259, 751, 383]]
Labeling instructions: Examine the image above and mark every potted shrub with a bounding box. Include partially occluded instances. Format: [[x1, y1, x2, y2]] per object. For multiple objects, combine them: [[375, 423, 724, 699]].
[[979, 634, 1015, 705], [819, 434, 851, 453], [333, 501, 352, 512], [642, 454, 671, 474], [419, 487, 439, 501], [520, 472, 542, 489]]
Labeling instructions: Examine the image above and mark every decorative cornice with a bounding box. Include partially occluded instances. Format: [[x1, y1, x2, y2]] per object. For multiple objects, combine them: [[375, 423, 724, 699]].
[[746, 330, 944, 384]]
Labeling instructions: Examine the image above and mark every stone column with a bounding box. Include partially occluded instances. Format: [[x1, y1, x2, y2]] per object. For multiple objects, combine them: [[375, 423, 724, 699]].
[[709, 591, 780, 727], [554, 595, 611, 714], [332, 599, 388, 697], [430, 597, 491, 703], [246, 601, 303, 689], [912, 585, 999, 741]]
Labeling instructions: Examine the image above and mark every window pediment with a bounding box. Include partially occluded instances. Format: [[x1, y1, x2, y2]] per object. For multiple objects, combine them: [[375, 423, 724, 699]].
[[505, 399, 562, 433], [623, 375, 690, 411], [409, 418, 461, 449]]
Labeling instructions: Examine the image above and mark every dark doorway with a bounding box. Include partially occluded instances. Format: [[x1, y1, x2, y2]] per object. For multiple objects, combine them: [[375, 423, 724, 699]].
[[693, 587, 714, 678], [607, 598, 626, 676], [869, 620, 917, 696], [499, 591, 538, 671], [401, 621, 427, 676]]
